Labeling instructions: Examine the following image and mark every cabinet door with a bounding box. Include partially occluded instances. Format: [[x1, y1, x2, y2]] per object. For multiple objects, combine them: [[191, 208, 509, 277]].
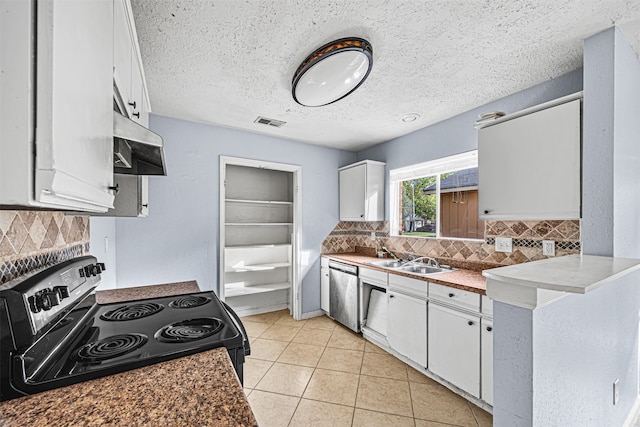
[[428, 303, 480, 397], [481, 319, 493, 406], [387, 291, 427, 367], [113, 0, 132, 107], [478, 99, 581, 220], [339, 164, 366, 220], [34, 0, 114, 211], [320, 267, 330, 313]]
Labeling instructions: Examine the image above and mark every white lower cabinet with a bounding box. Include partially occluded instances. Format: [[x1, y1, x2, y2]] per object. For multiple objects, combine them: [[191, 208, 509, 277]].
[[320, 266, 330, 313], [481, 318, 493, 405], [428, 302, 481, 398], [387, 290, 427, 368]]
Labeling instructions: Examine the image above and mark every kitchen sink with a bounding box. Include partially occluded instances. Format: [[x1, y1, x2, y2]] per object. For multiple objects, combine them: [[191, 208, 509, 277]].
[[367, 260, 404, 268], [367, 260, 454, 276], [400, 265, 449, 275]]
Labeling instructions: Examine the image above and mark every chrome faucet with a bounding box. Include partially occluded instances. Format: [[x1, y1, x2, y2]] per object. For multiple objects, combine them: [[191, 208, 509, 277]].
[[381, 247, 399, 260]]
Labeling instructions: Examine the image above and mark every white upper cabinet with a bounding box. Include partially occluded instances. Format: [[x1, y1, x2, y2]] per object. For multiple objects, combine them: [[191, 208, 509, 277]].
[[113, 0, 150, 128], [478, 96, 581, 220], [1, 0, 115, 212], [339, 160, 385, 221]]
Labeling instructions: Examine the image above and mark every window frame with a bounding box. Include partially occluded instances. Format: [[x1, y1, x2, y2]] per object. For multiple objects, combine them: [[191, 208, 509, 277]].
[[389, 150, 482, 240]]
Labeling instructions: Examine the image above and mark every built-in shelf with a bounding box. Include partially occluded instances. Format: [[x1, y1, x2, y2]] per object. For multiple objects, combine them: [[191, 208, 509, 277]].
[[221, 160, 296, 316], [226, 198, 293, 205], [225, 243, 292, 249], [225, 223, 293, 226], [225, 282, 291, 297], [225, 262, 291, 273]]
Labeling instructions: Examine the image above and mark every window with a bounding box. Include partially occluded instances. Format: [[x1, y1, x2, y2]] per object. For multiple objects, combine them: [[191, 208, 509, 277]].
[[389, 151, 483, 240]]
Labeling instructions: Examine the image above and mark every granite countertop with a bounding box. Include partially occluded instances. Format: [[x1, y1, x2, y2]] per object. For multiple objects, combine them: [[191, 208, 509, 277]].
[[0, 348, 257, 427], [323, 253, 488, 295], [95, 280, 201, 304]]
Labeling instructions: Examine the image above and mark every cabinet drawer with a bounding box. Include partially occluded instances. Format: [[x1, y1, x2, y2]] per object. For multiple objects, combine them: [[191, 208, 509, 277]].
[[359, 267, 388, 289], [389, 274, 428, 298], [429, 283, 480, 312]]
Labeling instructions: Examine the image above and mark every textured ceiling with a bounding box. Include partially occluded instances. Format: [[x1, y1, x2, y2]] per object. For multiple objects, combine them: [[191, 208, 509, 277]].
[[131, 0, 640, 151]]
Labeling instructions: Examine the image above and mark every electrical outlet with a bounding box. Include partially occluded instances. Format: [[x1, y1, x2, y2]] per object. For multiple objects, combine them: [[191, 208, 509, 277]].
[[495, 237, 512, 253], [613, 378, 619, 405], [370, 231, 376, 241], [542, 240, 555, 256]]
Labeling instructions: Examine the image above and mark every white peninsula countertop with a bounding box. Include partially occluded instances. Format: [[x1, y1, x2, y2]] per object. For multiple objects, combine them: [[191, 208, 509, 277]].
[[483, 254, 640, 309]]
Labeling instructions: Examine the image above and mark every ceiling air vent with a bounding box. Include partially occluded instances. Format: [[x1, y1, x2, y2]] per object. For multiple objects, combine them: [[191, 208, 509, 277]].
[[254, 116, 286, 128]]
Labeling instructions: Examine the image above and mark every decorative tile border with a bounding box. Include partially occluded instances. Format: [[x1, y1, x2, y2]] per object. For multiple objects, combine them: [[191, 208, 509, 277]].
[[0, 242, 90, 284], [0, 210, 91, 285], [322, 219, 581, 267]]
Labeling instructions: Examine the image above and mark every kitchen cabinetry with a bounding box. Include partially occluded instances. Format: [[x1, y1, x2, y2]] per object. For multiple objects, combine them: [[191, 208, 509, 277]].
[[388, 290, 427, 368], [388, 274, 427, 368], [94, 174, 149, 217], [320, 258, 330, 313], [220, 158, 300, 317], [0, 0, 115, 212], [428, 302, 481, 397], [428, 282, 481, 397], [481, 318, 493, 406], [339, 160, 385, 221], [478, 95, 581, 220], [113, 0, 150, 128]]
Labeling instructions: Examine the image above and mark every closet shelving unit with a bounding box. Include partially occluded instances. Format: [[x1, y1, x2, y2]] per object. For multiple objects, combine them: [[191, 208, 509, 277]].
[[220, 158, 299, 317]]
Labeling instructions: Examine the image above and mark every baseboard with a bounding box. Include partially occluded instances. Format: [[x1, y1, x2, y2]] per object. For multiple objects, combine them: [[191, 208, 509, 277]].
[[232, 303, 289, 318], [300, 309, 325, 320], [623, 394, 640, 427]]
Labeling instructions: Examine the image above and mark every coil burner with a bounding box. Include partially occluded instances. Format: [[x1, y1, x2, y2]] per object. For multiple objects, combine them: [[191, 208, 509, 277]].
[[155, 318, 223, 343], [100, 302, 164, 321], [168, 295, 211, 309], [75, 333, 148, 362]]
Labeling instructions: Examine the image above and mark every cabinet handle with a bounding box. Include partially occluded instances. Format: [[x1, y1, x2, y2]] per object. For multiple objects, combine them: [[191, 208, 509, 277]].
[[128, 101, 137, 109], [133, 112, 140, 118], [483, 210, 490, 215], [448, 293, 455, 298], [389, 295, 395, 299], [360, 214, 364, 218], [486, 326, 492, 332], [142, 204, 148, 208], [108, 183, 120, 195], [468, 320, 474, 326]]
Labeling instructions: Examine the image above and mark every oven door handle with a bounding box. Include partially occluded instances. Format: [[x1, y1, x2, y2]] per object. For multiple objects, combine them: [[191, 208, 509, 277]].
[[222, 301, 250, 357]]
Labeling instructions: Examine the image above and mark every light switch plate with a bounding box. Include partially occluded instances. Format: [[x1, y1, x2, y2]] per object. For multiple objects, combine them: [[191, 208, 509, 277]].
[[495, 237, 512, 253]]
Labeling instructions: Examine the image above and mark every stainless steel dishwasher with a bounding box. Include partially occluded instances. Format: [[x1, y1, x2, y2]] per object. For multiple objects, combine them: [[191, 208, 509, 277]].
[[328, 260, 359, 332]]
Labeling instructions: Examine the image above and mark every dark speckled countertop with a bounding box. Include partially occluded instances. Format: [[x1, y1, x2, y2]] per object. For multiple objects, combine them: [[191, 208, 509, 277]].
[[95, 280, 201, 304], [323, 253, 489, 295], [0, 348, 257, 427], [0, 282, 257, 427]]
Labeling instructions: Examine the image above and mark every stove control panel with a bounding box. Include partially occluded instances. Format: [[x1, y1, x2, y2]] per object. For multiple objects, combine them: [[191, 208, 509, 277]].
[[18, 258, 103, 335]]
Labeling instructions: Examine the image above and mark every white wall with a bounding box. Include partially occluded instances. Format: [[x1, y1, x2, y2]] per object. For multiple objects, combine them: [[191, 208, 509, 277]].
[[113, 115, 354, 313]]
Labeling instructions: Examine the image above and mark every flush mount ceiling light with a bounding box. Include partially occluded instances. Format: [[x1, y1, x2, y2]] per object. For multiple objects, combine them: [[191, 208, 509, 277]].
[[292, 37, 373, 107]]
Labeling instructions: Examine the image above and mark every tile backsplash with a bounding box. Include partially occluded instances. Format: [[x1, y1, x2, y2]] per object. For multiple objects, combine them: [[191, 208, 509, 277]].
[[322, 220, 580, 267], [0, 211, 90, 284]]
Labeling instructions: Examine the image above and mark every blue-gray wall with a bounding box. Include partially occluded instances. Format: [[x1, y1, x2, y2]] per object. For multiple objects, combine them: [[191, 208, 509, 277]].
[[356, 69, 583, 218], [113, 116, 354, 313]]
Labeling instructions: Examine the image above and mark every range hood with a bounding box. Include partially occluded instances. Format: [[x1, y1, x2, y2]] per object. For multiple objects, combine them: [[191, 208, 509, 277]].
[[113, 111, 166, 175]]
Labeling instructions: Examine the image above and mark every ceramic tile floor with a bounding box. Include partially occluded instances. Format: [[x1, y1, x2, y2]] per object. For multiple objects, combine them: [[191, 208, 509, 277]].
[[240, 309, 493, 427]]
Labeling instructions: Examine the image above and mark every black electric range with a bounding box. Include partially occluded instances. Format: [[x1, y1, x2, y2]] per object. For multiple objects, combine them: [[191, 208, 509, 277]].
[[0, 256, 249, 402]]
